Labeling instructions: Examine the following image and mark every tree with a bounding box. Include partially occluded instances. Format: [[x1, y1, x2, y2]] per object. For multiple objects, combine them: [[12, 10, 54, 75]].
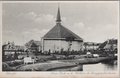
[[14, 51, 18, 59], [84, 43, 88, 52], [2, 44, 6, 61], [92, 43, 95, 52]]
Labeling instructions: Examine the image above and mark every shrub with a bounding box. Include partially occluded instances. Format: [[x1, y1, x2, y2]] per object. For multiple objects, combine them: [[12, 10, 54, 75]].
[[2, 62, 15, 71], [5, 60, 23, 67]]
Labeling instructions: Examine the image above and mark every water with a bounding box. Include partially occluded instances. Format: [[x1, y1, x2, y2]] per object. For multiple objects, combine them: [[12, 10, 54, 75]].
[[83, 60, 117, 71], [46, 60, 117, 71]]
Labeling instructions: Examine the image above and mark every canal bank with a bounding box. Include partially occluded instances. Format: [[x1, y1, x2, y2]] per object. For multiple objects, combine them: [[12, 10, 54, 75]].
[[60, 56, 117, 64], [3, 56, 117, 71], [17, 61, 80, 71]]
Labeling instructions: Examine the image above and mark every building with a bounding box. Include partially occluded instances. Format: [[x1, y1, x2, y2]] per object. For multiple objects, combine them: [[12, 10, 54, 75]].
[[99, 39, 117, 51], [25, 40, 42, 52], [83, 42, 101, 51], [2, 42, 25, 55], [42, 7, 83, 53]]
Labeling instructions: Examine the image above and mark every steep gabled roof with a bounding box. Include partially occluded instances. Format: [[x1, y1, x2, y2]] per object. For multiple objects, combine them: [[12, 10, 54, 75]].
[[43, 23, 83, 41], [98, 41, 108, 49], [98, 39, 117, 49], [25, 40, 41, 48], [30, 42, 38, 47], [34, 41, 41, 46]]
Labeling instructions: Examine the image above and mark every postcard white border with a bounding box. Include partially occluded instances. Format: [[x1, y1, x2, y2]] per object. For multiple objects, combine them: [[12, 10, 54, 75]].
[[0, 1, 119, 78]]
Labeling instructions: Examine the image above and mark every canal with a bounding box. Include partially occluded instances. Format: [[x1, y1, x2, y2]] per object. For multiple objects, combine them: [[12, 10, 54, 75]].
[[83, 60, 117, 71], [48, 59, 117, 71]]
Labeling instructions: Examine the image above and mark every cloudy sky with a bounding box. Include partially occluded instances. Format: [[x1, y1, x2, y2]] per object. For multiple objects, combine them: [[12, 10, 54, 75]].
[[2, 1, 119, 45]]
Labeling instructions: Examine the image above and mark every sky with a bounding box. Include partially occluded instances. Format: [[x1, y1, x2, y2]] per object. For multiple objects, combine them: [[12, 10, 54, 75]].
[[2, 1, 119, 45]]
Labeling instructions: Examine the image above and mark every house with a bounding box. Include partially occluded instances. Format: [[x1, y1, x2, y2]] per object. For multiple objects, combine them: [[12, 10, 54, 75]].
[[25, 40, 42, 53], [42, 7, 83, 53], [2, 42, 25, 55], [83, 42, 101, 51], [98, 39, 117, 51]]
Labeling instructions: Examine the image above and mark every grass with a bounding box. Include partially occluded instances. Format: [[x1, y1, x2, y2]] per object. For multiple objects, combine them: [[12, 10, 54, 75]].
[[3, 54, 116, 71], [17, 61, 77, 71]]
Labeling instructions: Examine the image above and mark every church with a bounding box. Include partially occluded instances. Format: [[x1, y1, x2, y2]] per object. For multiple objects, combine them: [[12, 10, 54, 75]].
[[41, 7, 83, 53]]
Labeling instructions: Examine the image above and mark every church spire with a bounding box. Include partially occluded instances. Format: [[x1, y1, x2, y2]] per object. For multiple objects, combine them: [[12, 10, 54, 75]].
[[56, 6, 61, 23]]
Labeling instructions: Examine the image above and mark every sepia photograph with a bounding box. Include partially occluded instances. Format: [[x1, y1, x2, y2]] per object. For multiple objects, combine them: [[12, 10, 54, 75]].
[[2, 1, 119, 73]]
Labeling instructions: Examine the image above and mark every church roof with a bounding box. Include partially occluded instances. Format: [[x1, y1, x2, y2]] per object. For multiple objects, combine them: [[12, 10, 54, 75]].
[[43, 23, 83, 41], [43, 7, 83, 42]]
